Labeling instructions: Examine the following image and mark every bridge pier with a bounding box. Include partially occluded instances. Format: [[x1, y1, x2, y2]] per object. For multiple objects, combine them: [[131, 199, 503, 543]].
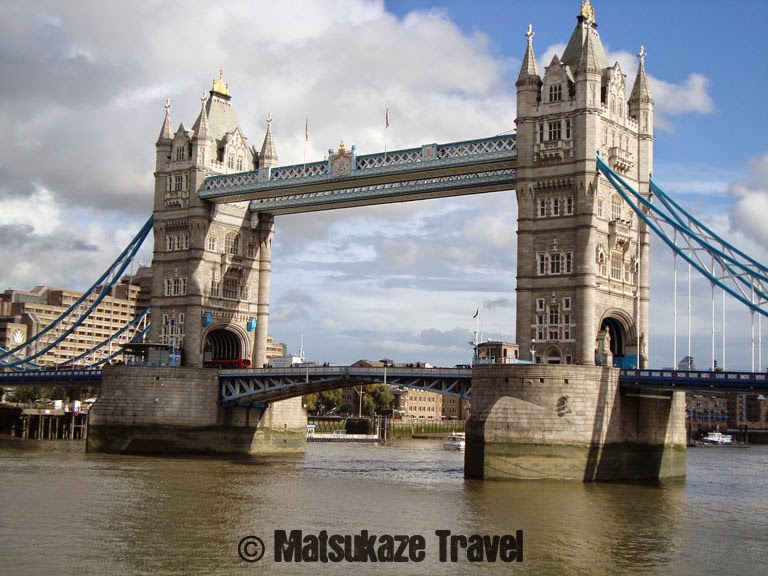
[[86, 365, 306, 455], [465, 364, 686, 482]]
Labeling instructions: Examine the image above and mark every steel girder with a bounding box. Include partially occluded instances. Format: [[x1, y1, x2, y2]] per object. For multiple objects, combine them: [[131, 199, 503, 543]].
[[218, 366, 472, 404]]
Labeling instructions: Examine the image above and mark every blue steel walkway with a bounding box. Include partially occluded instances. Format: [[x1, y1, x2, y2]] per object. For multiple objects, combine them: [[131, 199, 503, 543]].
[[2, 366, 767, 405]]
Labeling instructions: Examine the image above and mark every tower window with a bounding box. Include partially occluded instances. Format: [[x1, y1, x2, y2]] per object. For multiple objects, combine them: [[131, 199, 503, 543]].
[[538, 198, 547, 218], [549, 84, 562, 102], [550, 253, 561, 275], [538, 254, 548, 275], [565, 196, 574, 215], [207, 236, 217, 252], [175, 146, 185, 161], [611, 251, 623, 280], [548, 121, 561, 141], [566, 118, 572, 139], [552, 198, 561, 216], [223, 277, 239, 300], [225, 233, 240, 256], [611, 194, 622, 221], [538, 123, 544, 143]]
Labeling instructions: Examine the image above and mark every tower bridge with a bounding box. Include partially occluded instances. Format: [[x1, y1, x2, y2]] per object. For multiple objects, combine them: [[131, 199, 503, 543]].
[[3, 1, 767, 480]]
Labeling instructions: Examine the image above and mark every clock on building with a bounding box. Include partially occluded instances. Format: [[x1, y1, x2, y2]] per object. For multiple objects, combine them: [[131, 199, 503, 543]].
[[12, 328, 25, 344]]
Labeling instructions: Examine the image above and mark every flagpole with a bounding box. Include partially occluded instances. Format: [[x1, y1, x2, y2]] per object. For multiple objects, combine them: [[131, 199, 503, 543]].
[[303, 116, 308, 168], [384, 103, 389, 163]]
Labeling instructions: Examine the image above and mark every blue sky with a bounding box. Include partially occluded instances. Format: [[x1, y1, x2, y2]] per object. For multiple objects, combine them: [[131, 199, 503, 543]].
[[0, 0, 766, 369]]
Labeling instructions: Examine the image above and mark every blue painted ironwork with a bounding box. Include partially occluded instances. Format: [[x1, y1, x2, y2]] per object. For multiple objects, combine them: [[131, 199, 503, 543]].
[[217, 365, 768, 405], [0, 368, 103, 387], [620, 368, 768, 393], [199, 135, 517, 209], [248, 169, 517, 214], [597, 155, 767, 317], [218, 365, 472, 404], [0, 217, 154, 368]]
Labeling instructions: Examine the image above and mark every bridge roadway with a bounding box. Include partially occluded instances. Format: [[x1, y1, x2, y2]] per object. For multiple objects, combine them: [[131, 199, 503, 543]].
[[2, 367, 767, 405]]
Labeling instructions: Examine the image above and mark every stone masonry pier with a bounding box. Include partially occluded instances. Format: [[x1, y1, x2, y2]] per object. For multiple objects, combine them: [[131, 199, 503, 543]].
[[87, 365, 306, 455], [465, 364, 686, 482]]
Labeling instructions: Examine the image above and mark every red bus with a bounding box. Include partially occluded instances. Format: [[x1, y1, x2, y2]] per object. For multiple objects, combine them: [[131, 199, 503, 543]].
[[203, 358, 251, 369]]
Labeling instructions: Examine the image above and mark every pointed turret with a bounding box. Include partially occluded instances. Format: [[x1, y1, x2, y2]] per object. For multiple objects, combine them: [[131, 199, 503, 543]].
[[259, 114, 278, 169], [516, 24, 542, 88], [191, 94, 212, 166], [576, 25, 602, 77], [192, 95, 211, 140], [156, 98, 173, 144], [629, 46, 654, 108], [155, 99, 173, 169], [516, 24, 543, 118]]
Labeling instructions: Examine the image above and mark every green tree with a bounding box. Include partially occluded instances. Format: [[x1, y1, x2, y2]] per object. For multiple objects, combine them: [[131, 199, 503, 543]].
[[364, 384, 394, 414]]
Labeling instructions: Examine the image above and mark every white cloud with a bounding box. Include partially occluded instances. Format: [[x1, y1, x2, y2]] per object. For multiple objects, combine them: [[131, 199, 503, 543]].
[[728, 152, 768, 251], [0, 184, 61, 234]]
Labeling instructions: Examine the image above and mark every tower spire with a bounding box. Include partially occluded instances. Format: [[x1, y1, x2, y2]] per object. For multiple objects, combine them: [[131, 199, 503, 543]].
[[516, 24, 541, 86], [629, 45, 654, 106], [156, 98, 172, 143], [259, 113, 278, 168]]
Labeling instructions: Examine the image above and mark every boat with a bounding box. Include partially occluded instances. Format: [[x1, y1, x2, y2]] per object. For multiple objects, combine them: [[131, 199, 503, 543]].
[[701, 431, 733, 445], [443, 432, 466, 450]]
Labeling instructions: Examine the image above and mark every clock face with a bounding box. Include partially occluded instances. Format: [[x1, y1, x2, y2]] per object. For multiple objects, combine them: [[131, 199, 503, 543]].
[[12, 329, 24, 344]]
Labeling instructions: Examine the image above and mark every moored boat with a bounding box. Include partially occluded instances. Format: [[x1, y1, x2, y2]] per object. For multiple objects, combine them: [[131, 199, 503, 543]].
[[443, 432, 466, 450], [701, 431, 733, 445]]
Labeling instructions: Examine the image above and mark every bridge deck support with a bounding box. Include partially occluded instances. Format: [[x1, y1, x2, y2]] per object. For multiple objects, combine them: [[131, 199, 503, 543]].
[[86, 365, 306, 455], [465, 365, 686, 482]]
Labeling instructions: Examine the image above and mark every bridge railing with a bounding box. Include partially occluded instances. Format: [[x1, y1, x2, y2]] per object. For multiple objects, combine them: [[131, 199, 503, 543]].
[[202, 135, 517, 196]]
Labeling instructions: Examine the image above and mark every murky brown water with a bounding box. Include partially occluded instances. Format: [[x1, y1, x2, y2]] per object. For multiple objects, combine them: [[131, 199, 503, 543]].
[[0, 439, 766, 575]]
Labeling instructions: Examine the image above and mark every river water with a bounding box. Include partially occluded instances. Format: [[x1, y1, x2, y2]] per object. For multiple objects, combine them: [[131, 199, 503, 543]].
[[0, 439, 766, 576]]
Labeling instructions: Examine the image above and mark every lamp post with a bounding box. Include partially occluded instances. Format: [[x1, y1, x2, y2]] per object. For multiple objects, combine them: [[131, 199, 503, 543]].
[[357, 387, 364, 418]]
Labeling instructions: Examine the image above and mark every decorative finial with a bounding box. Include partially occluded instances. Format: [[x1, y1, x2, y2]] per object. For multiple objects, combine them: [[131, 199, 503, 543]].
[[638, 45, 647, 64], [338, 139, 346, 154], [201, 92, 208, 104], [266, 113, 272, 125], [165, 98, 171, 111], [580, 0, 595, 23], [526, 24, 534, 43], [211, 67, 230, 96]]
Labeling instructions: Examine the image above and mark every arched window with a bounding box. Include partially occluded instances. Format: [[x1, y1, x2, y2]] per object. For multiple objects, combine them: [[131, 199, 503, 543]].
[[207, 235, 217, 252]]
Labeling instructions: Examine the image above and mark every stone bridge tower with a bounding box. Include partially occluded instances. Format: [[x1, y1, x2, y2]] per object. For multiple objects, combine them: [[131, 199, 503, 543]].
[[150, 71, 277, 367], [514, 1, 653, 368]]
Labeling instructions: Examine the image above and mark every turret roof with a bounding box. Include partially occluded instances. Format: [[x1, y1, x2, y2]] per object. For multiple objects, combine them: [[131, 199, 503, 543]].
[[516, 24, 542, 87], [560, 2, 609, 72], [259, 114, 278, 168], [629, 46, 654, 104]]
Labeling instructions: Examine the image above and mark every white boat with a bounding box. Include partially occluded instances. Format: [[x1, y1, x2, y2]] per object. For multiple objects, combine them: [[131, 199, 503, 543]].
[[443, 432, 466, 450], [701, 431, 733, 445]]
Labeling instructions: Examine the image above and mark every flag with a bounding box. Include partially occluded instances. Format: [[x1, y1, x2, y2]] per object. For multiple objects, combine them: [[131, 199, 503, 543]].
[[305, 117, 308, 141], [385, 106, 389, 128], [472, 307, 479, 319]]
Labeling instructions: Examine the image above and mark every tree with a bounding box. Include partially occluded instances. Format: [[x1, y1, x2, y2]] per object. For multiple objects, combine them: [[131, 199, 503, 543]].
[[366, 384, 394, 414]]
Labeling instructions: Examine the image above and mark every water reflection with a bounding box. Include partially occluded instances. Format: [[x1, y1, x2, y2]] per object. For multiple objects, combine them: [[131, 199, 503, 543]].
[[1, 440, 766, 576]]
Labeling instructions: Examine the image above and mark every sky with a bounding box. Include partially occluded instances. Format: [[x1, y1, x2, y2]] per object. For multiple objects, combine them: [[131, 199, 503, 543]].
[[0, 0, 767, 370]]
